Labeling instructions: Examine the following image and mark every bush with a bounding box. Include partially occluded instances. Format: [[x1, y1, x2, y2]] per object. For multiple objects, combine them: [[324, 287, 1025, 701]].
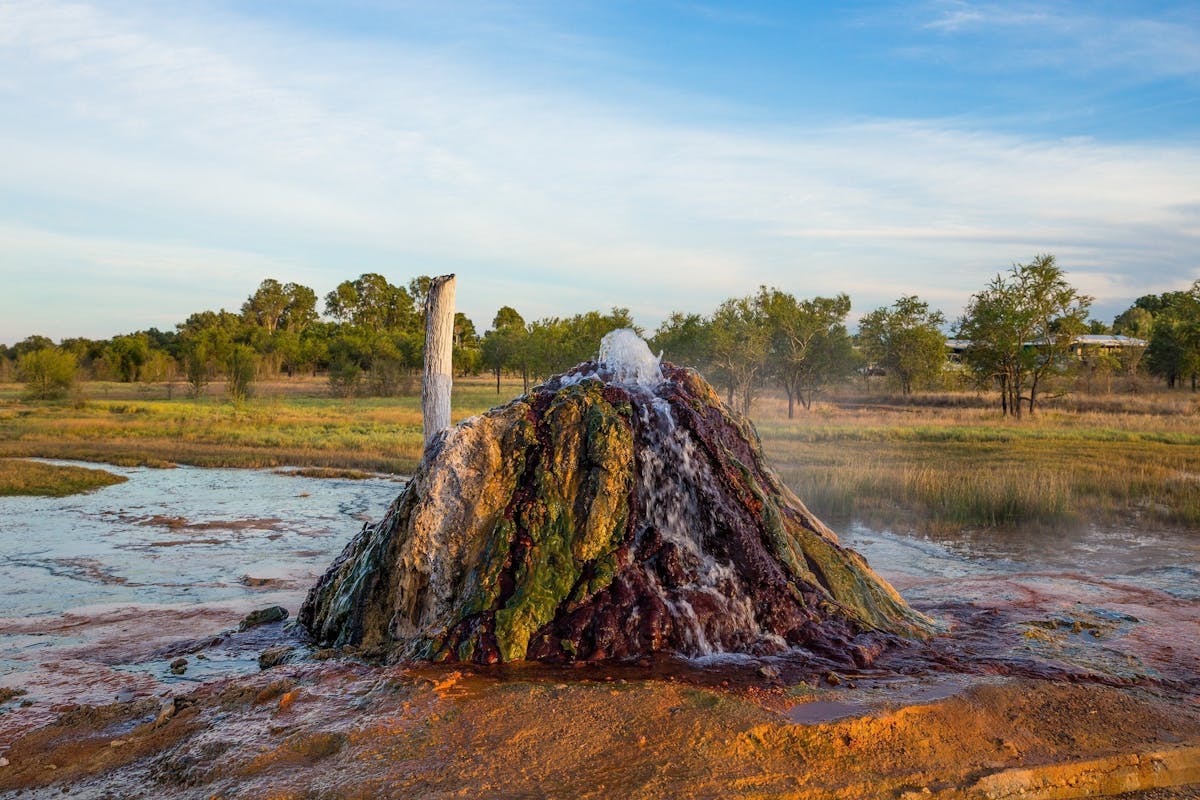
[[225, 344, 257, 402], [328, 356, 361, 398], [19, 347, 77, 400]]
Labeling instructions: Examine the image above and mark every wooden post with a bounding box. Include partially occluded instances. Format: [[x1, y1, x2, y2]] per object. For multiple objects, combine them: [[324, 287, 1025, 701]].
[[422, 274, 456, 447]]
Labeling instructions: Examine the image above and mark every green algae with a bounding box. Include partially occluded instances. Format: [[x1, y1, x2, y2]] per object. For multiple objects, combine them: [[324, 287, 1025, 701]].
[[492, 383, 634, 661]]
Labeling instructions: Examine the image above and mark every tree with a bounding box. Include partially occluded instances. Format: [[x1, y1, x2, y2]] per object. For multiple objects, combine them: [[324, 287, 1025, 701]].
[[242, 279, 290, 333], [481, 306, 526, 393], [858, 296, 947, 396], [1112, 306, 1153, 386], [758, 289, 854, 416], [652, 312, 712, 373], [107, 333, 151, 382], [1145, 281, 1200, 390], [709, 295, 770, 415], [324, 273, 417, 333], [19, 347, 77, 400], [957, 255, 1091, 416]]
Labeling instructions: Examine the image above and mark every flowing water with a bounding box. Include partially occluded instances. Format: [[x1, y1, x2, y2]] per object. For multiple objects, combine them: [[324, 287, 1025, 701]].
[[0, 461, 403, 730], [0, 458, 1196, 734]]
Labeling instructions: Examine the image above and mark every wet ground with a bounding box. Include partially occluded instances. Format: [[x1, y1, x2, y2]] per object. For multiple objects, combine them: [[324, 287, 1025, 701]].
[[0, 461, 1197, 798]]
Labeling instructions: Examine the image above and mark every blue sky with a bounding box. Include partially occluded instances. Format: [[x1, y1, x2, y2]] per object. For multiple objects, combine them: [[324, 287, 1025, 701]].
[[1, 0, 1198, 342]]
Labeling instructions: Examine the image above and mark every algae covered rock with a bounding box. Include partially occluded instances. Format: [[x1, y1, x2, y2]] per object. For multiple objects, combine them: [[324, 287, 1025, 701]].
[[299, 331, 935, 664]]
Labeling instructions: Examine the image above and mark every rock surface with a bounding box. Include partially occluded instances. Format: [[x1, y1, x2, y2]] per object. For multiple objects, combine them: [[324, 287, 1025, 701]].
[[300, 358, 935, 664]]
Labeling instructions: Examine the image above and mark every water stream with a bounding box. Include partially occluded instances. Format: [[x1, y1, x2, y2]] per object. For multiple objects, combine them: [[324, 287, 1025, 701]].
[[0, 459, 1195, 724]]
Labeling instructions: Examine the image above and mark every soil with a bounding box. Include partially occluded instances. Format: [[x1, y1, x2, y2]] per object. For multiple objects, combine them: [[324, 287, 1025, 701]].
[[0, 657, 1196, 799]]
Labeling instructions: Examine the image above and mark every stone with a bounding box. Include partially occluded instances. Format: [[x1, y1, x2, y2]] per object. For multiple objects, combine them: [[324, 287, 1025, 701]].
[[238, 605, 289, 631], [154, 699, 176, 727], [300, 343, 935, 665], [169, 657, 187, 675], [258, 646, 296, 670]]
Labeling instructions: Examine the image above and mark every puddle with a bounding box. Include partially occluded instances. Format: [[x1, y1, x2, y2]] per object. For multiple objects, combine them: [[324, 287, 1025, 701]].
[[787, 675, 975, 724]]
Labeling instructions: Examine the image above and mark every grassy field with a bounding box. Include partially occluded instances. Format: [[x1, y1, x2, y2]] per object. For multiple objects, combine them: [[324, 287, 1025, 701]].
[[0, 458, 127, 497], [1, 376, 1198, 529]]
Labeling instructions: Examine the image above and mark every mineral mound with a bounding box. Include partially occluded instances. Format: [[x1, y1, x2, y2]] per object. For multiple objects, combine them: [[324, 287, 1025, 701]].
[[300, 330, 935, 665]]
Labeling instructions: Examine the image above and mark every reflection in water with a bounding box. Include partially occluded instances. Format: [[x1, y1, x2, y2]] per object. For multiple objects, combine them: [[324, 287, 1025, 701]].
[[0, 462, 1196, 717], [0, 461, 402, 710], [841, 521, 1200, 600], [0, 461, 402, 620]]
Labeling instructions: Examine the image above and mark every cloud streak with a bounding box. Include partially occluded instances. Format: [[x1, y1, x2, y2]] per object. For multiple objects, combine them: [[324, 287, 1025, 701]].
[[0, 0, 1197, 341]]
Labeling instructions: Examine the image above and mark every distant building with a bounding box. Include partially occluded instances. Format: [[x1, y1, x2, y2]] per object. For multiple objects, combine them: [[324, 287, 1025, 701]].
[[1066, 334, 1148, 357], [945, 334, 1147, 363]]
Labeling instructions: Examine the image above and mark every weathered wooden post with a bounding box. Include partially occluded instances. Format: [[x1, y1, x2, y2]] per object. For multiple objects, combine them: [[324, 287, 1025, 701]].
[[422, 274, 456, 448]]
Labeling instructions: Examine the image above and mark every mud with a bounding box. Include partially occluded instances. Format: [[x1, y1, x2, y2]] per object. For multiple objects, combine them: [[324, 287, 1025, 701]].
[[0, 662, 1196, 799]]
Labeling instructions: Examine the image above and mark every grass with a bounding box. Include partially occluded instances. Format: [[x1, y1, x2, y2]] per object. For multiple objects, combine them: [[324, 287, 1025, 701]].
[[0, 458, 128, 497], [753, 391, 1200, 530], [2, 375, 1198, 530]]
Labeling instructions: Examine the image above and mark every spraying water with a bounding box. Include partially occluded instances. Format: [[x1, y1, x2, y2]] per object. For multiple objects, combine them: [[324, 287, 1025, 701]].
[[598, 328, 663, 387]]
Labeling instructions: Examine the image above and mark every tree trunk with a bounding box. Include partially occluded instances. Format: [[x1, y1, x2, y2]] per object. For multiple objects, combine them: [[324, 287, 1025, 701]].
[[785, 385, 794, 419], [422, 274, 456, 448], [495, 367, 501, 394]]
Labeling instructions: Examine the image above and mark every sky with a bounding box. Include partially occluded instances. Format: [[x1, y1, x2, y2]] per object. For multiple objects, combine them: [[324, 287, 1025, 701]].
[[1, 0, 1198, 343]]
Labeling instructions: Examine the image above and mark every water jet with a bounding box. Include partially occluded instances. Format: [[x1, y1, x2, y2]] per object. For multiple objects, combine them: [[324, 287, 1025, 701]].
[[300, 329, 935, 664]]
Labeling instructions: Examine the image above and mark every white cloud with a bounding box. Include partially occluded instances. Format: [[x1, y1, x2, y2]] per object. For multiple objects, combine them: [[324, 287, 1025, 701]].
[[0, 0, 1197, 342]]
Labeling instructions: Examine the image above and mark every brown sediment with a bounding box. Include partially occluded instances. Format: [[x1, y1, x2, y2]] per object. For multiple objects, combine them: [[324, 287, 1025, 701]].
[[0, 659, 1196, 799], [129, 515, 286, 532]]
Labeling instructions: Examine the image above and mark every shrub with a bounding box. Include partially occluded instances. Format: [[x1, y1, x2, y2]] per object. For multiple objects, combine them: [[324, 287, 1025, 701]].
[[19, 347, 77, 400]]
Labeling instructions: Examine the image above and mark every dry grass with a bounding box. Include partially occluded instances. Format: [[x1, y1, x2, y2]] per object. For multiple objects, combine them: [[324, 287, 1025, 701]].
[[2, 376, 1198, 529], [754, 387, 1200, 530]]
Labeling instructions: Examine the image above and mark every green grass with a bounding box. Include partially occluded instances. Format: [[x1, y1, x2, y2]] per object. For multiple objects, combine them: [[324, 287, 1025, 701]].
[[2, 376, 1199, 530], [0, 458, 128, 497]]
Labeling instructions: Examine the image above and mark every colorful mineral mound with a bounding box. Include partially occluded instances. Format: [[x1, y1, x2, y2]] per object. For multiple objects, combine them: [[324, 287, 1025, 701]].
[[300, 330, 936, 665]]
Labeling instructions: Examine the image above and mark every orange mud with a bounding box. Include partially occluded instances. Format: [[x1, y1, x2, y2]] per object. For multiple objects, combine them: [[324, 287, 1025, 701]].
[[0, 658, 1196, 799]]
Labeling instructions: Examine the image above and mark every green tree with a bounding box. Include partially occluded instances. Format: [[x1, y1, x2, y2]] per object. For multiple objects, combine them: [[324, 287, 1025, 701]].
[[481, 306, 527, 393], [1145, 281, 1200, 389], [858, 295, 947, 396], [324, 273, 417, 333], [957, 254, 1092, 416], [652, 312, 712, 372], [107, 333, 151, 382], [709, 295, 770, 415], [19, 347, 77, 400], [759, 289, 854, 415], [12, 335, 54, 359], [242, 278, 290, 333]]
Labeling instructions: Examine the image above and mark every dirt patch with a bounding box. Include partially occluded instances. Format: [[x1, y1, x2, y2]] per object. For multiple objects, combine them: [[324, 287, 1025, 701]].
[[0, 662, 1195, 799]]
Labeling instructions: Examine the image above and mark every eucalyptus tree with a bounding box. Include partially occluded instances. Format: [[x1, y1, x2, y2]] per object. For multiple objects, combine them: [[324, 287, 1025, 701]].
[[709, 295, 770, 415], [758, 288, 854, 416], [957, 254, 1091, 416], [652, 312, 714, 382], [858, 295, 946, 396], [481, 306, 528, 393], [1145, 281, 1200, 389]]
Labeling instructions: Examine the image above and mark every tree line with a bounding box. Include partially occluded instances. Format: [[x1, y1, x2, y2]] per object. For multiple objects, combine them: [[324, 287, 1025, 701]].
[[4, 258, 1200, 415]]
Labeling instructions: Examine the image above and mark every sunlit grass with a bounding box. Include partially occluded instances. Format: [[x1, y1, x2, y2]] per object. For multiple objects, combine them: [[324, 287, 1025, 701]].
[[2, 375, 1198, 529], [0, 458, 127, 497]]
